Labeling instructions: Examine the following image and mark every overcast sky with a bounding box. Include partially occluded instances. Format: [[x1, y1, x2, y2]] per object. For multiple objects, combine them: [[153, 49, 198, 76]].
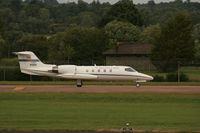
[[57, 0, 200, 4]]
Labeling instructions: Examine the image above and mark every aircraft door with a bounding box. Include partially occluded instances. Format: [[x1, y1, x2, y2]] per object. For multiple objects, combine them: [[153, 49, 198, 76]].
[[75, 66, 77, 74]]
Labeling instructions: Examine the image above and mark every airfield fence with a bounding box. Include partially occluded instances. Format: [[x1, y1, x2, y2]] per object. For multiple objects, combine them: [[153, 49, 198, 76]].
[[0, 61, 200, 82]]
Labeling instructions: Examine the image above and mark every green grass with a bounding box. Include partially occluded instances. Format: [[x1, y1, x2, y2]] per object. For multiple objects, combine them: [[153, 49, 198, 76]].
[[0, 93, 200, 132]]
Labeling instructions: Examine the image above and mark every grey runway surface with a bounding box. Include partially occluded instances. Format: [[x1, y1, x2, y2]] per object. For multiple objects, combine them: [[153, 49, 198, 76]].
[[0, 85, 200, 93]]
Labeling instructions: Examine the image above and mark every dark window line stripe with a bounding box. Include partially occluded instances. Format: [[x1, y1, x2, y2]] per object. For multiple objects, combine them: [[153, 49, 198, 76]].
[[92, 74, 146, 79], [78, 73, 142, 78], [19, 59, 40, 62]]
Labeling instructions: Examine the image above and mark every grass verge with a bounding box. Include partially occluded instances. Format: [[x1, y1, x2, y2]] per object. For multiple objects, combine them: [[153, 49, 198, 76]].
[[0, 93, 199, 132]]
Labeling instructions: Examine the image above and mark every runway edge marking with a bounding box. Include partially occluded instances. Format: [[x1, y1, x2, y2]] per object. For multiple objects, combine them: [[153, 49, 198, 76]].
[[13, 86, 26, 91]]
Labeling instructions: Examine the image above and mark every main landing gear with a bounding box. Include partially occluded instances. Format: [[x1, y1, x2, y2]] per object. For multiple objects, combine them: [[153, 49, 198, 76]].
[[76, 79, 82, 87], [136, 82, 140, 88]]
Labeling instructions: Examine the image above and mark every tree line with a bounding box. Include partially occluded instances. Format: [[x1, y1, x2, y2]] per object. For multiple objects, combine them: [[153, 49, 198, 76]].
[[0, 0, 200, 72]]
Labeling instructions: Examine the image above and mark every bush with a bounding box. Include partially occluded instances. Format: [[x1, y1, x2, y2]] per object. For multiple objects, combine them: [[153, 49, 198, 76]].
[[166, 72, 189, 82], [0, 68, 30, 81], [153, 75, 165, 82], [180, 72, 189, 82], [166, 73, 177, 82], [0, 58, 18, 66]]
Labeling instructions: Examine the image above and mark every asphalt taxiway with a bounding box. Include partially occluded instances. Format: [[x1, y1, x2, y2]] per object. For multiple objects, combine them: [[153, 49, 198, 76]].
[[0, 85, 199, 93]]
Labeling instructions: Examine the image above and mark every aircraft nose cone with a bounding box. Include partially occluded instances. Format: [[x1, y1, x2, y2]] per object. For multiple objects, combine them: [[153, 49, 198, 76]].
[[139, 73, 154, 81], [148, 75, 154, 81]]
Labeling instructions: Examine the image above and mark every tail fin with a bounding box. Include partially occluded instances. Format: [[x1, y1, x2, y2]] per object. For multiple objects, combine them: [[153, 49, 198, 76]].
[[13, 51, 45, 73]]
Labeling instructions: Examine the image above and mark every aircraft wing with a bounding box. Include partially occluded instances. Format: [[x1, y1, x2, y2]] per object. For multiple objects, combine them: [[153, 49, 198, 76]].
[[58, 73, 97, 80]]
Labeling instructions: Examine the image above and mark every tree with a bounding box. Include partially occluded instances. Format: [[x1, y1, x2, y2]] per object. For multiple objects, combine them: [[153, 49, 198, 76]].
[[44, 0, 58, 6], [174, 0, 183, 3], [10, 0, 22, 14], [23, 17, 49, 33], [194, 41, 200, 61], [0, 8, 15, 32], [78, 0, 88, 12], [17, 34, 48, 60], [3, 30, 23, 57], [48, 32, 74, 63], [186, 0, 190, 3], [24, 0, 42, 18], [48, 25, 108, 64], [105, 20, 141, 47], [193, 24, 200, 61], [39, 8, 50, 20], [148, 0, 155, 6], [141, 24, 161, 44], [65, 26, 108, 64], [101, 0, 143, 26], [77, 12, 100, 27], [151, 12, 195, 72], [0, 35, 6, 58], [193, 23, 200, 41]]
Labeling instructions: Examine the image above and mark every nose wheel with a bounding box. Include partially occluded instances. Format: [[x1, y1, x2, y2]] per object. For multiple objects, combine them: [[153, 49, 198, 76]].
[[76, 79, 82, 87], [136, 82, 140, 87]]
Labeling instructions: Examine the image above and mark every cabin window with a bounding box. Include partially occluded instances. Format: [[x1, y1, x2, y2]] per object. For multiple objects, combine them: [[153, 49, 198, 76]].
[[30, 64, 37, 66], [98, 69, 100, 72], [86, 69, 89, 72], [110, 69, 112, 72], [92, 70, 94, 72], [125, 68, 136, 72], [104, 69, 106, 72]]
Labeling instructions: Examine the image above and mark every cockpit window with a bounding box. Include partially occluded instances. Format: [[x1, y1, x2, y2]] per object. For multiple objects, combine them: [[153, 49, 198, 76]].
[[125, 67, 136, 72]]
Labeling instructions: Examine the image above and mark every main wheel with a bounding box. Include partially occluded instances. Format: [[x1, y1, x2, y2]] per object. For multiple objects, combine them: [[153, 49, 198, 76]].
[[136, 82, 140, 87], [76, 79, 82, 87]]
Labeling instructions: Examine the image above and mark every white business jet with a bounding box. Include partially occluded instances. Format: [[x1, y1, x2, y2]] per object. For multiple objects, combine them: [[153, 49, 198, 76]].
[[14, 51, 153, 87]]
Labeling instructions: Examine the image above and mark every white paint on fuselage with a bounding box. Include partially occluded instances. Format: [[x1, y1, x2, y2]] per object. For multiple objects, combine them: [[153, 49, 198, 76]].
[[14, 51, 153, 83], [24, 65, 153, 81]]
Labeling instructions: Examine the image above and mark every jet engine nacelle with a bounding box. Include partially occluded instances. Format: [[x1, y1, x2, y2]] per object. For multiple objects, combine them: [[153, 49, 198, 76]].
[[56, 65, 97, 80], [58, 65, 76, 74]]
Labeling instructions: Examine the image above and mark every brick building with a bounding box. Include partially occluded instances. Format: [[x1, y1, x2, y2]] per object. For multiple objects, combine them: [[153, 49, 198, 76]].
[[103, 42, 155, 70]]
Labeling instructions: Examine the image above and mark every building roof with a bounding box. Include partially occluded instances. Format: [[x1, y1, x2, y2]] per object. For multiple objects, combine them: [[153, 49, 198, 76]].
[[103, 42, 152, 55]]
